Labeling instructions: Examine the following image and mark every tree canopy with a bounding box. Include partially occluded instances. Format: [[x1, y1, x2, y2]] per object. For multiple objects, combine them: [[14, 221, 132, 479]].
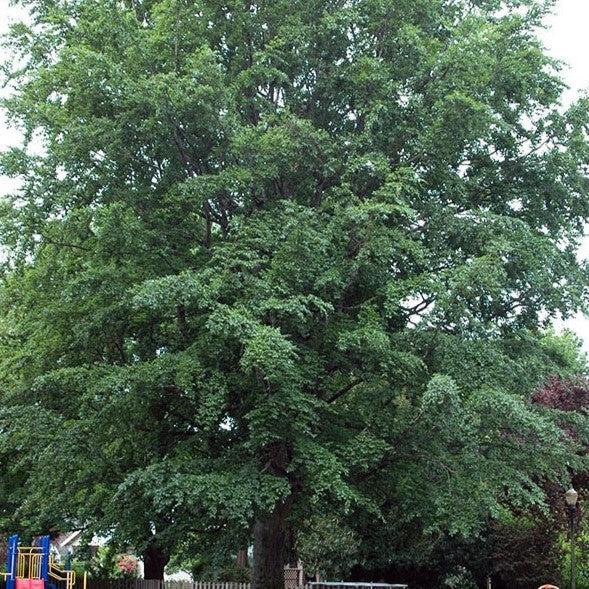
[[1, 0, 589, 588]]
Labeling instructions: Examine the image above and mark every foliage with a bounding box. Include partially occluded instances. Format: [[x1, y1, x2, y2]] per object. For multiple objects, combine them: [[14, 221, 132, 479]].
[[533, 375, 589, 500], [216, 565, 252, 583], [487, 512, 563, 589], [559, 525, 589, 589], [441, 567, 477, 589], [0, 0, 589, 586], [84, 545, 140, 580], [297, 515, 360, 579], [117, 555, 139, 578], [167, 541, 249, 582], [533, 375, 589, 412], [69, 560, 90, 581]]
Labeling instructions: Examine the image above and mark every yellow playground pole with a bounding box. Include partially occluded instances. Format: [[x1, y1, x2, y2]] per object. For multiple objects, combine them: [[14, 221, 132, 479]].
[[83, 571, 87, 589]]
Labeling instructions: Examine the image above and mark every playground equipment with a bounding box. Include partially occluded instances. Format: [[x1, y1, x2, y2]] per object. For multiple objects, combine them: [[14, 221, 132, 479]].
[[2, 535, 85, 589]]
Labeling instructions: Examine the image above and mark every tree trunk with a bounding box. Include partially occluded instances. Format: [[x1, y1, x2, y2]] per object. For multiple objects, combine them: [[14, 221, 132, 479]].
[[236, 549, 249, 568], [143, 542, 170, 580], [252, 498, 292, 589], [284, 525, 298, 567]]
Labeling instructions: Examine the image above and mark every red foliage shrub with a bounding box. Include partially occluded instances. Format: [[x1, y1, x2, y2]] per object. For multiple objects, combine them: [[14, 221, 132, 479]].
[[532, 376, 589, 412]]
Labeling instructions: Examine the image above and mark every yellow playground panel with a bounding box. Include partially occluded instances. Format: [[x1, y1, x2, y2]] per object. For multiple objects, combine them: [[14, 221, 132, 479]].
[[2, 535, 85, 589]]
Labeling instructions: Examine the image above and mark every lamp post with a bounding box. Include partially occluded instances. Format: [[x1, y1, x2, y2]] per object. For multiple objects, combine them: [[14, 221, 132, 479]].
[[565, 487, 579, 589]]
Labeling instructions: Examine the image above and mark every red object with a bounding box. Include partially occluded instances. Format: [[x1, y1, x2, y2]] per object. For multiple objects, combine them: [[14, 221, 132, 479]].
[[532, 376, 589, 412], [16, 580, 45, 589]]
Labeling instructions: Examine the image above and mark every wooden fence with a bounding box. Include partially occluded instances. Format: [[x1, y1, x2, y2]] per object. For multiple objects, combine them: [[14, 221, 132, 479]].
[[0, 581, 409, 589], [88, 582, 252, 589], [86, 565, 304, 589], [86, 582, 409, 589], [88, 582, 253, 589], [0, 575, 302, 589]]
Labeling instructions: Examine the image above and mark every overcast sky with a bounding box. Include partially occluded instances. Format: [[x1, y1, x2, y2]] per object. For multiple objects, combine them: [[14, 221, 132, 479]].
[[1, 0, 589, 347], [533, 0, 589, 351]]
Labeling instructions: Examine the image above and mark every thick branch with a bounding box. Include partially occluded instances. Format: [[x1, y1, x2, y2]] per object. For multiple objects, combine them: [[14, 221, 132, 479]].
[[327, 378, 364, 403]]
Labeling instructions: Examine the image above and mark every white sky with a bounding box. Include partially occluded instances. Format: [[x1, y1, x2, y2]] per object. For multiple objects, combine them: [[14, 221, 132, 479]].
[[538, 1, 589, 351], [1, 0, 589, 347]]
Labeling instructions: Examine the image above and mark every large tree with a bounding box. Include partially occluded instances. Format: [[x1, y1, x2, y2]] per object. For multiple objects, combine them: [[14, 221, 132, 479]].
[[1, 0, 589, 587]]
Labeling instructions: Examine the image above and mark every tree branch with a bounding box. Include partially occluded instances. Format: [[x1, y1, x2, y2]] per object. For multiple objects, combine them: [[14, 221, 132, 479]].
[[327, 378, 364, 403]]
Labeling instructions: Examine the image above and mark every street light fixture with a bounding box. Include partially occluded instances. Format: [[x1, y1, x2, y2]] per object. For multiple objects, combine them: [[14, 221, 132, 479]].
[[566, 488, 579, 508], [565, 488, 579, 589]]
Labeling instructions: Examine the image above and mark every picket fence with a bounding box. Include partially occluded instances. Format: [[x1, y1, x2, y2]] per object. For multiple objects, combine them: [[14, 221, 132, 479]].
[[88, 582, 254, 589], [0, 580, 408, 589], [85, 582, 408, 589], [86, 581, 320, 589], [86, 582, 318, 589]]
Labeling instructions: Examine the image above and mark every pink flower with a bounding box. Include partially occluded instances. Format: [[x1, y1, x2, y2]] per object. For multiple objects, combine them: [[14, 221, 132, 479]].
[[117, 555, 138, 574]]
